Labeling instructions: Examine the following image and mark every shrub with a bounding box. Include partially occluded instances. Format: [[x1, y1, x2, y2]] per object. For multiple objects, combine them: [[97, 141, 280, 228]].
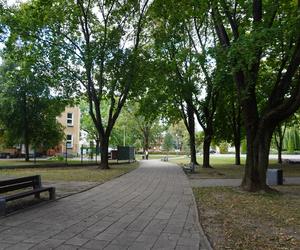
[[219, 142, 229, 154]]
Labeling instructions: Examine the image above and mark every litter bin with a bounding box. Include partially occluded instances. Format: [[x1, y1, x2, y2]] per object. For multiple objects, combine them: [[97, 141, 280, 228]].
[[142, 155, 145, 160], [267, 169, 283, 185]]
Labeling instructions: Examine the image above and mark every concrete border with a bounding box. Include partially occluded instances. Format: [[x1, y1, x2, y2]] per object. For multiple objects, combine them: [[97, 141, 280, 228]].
[[186, 171, 213, 250]]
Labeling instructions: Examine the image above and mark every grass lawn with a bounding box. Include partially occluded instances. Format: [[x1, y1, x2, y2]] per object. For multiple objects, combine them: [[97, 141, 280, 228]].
[[170, 156, 300, 178], [170, 155, 246, 166], [0, 159, 99, 167], [193, 186, 300, 250], [0, 162, 139, 182]]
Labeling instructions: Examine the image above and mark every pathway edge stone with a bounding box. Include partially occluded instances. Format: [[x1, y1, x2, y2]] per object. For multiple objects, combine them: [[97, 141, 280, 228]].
[[186, 169, 213, 250]]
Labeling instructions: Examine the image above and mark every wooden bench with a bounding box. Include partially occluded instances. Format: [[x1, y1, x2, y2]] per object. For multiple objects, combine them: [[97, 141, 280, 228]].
[[0, 175, 55, 216], [183, 162, 195, 173]]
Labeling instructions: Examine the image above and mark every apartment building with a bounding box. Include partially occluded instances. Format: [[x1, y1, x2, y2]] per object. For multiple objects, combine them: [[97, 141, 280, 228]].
[[49, 106, 81, 156]]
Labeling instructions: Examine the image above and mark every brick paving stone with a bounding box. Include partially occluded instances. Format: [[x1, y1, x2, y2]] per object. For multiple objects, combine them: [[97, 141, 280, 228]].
[[128, 242, 152, 250], [95, 232, 117, 241], [110, 230, 140, 246], [4, 243, 35, 250], [82, 239, 109, 249], [0, 160, 211, 250], [152, 232, 180, 249], [55, 244, 80, 250], [30, 239, 65, 249], [65, 237, 89, 246], [103, 244, 125, 250], [0, 243, 13, 250]]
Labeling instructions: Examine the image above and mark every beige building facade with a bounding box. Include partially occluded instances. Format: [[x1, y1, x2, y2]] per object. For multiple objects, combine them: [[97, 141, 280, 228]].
[[52, 106, 81, 156]]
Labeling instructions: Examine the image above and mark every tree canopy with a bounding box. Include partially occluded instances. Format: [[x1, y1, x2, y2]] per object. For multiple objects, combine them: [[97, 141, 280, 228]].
[[0, 0, 299, 191]]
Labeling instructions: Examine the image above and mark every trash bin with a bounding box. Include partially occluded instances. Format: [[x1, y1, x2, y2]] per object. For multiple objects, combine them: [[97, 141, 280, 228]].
[[267, 169, 283, 185], [142, 155, 145, 160]]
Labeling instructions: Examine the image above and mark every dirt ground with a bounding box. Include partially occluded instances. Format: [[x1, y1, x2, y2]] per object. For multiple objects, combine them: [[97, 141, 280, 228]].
[[193, 186, 300, 250]]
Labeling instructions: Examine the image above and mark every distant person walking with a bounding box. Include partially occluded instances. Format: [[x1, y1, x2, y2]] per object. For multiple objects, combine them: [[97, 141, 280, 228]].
[[145, 150, 149, 160]]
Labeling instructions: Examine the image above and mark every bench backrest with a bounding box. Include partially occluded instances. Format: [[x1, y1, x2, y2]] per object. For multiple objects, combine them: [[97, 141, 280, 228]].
[[0, 175, 41, 194]]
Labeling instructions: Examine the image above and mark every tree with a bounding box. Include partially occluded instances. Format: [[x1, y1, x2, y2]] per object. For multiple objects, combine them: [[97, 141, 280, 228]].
[[214, 81, 243, 165], [212, 0, 300, 191], [284, 125, 300, 153], [126, 103, 163, 153], [162, 133, 174, 154], [168, 121, 187, 152], [0, 45, 66, 161], [274, 121, 288, 163], [6, 0, 152, 168], [80, 100, 100, 143], [151, 0, 227, 168]]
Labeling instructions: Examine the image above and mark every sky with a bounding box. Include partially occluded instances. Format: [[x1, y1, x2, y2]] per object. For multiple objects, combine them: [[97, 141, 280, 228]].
[[7, 0, 27, 6]]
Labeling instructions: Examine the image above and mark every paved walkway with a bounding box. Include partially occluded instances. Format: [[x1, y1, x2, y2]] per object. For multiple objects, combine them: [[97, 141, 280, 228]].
[[0, 160, 210, 250]]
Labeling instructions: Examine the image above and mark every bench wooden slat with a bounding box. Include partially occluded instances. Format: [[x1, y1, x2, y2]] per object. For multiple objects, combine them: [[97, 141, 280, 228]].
[[0, 175, 55, 216], [5, 187, 55, 201], [0, 181, 35, 193], [0, 175, 40, 187]]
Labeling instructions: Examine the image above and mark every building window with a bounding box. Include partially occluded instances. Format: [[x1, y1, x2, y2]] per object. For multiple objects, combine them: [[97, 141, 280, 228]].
[[66, 134, 73, 149], [67, 113, 73, 126]]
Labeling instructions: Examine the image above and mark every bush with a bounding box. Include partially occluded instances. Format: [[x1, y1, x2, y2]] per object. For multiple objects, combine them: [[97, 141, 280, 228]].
[[219, 142, 229, 154], [241, 139, 247, 154]]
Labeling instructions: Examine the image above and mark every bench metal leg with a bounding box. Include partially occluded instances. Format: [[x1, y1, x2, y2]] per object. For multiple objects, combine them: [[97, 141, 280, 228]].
[[49, 188, 56, 200], [0, 197, 6, 216]]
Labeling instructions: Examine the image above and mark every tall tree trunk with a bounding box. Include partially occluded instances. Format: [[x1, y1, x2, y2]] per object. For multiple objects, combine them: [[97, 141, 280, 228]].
[[277, 143, 282, 164], [187, 103, 199, 165], [24, 121, 30, 162], [234, 138, 241, 165], [24, 141, 30, 162], [189, 129, 198, 165], [143, 128, 149, 153], [23, 93, 30, 162], [241, 128, 274, 191], [233, 116, 241, 165], [274, 124, 286, 164], [203, 132, 212, 168], [100, 136, 110, 169], [232, 102, 241, 166]]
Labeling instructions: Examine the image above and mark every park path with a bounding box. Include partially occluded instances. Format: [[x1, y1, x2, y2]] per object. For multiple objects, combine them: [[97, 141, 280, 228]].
[[0, 160, 210, 250]]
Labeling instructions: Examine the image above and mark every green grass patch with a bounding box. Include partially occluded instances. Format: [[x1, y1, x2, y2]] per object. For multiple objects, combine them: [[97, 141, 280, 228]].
[[0, 162, 139, 182], [170, 156, 300, 178], [193, 186, 300, 250]]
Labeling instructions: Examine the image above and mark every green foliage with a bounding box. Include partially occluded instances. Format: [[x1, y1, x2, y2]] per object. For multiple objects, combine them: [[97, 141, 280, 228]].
[[1, 0, 151, 167], [219, 142, 229, 154], [241, 139, 247, 154], [284, 127, 300, 153], [80, 100, 163, 150], [195, 131, 204, 151], [168, 121, 188, 151], [0, 29, 67, 153], [80, 101, 101, 142], [162, 133, 174, 152]]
